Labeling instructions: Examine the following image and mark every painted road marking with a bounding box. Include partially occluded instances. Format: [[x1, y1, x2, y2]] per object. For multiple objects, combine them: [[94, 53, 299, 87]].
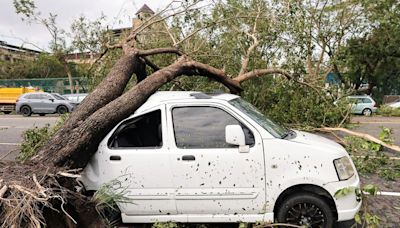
[[0, 117, 59, 120], [0, 126, 48, 129], [378, 191, 400, 197], [355, 122, 400, 124], [0, 142, 20, 146]]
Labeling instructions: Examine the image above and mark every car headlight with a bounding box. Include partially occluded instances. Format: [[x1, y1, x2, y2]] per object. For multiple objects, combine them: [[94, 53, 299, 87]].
[[334, 156, 354, 181]]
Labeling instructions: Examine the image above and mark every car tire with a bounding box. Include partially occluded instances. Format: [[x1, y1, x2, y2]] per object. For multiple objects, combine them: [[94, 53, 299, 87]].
[[20, 106, 32, 117], [362, 108, 372, 116], [276, 192, 334, 228], [39, 113, 46, 116], [57, 105, 68, 115]]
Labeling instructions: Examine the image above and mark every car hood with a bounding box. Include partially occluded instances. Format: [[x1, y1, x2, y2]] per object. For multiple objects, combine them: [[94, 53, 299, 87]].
[[289, 130, 345, 152]]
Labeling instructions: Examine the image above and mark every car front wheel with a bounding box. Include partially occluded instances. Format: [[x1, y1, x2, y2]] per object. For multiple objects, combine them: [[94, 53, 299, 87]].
[[276, 192, 334, 228], [57, 105, 68, 115]]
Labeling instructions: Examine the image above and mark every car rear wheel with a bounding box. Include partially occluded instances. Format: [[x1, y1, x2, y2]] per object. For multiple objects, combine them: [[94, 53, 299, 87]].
[[57, 105, 68, 115], [276, 192, 334, 228], [362, 108, 372, 116], [20, 106, 32, 117]]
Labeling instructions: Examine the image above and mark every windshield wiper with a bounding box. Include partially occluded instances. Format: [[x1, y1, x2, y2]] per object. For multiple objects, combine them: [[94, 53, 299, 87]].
[[281, 129, 296, 139]]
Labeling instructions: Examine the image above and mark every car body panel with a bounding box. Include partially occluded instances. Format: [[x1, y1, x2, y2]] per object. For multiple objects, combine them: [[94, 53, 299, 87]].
[[81, 91, 361, 224]]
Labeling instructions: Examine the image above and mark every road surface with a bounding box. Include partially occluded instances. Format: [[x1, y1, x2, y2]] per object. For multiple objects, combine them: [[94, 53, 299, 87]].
[[0, 114, 58, 160], [351, 116, 400, 146]]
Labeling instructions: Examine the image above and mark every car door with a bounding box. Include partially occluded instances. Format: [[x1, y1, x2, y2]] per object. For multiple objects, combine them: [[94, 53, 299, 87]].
[[27, 94, 43, 113], [166, 103, 266, 215], [39, 94, 56, 113], [93, 107, 177, 216]]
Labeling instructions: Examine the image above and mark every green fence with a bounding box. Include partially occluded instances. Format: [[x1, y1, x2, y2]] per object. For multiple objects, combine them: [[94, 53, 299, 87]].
[[0, 77, 88, 95]]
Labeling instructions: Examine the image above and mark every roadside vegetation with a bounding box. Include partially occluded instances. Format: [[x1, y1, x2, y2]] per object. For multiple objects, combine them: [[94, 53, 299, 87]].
[[377, 106, 400, 117]]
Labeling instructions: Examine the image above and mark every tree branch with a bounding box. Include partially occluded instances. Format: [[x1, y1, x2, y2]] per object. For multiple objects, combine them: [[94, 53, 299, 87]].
[[141, 56, 160, 71], [316, 127, 400, 153], [138, 47, 183, 56], [238, 6, 261, 76], [183, 60, 243, 94], [234, 68, 291, 83]]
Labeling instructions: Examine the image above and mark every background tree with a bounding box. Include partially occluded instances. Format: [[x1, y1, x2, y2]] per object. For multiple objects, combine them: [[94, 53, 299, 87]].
[[340, 0, 400, 100], [12, 0, 108, 93]]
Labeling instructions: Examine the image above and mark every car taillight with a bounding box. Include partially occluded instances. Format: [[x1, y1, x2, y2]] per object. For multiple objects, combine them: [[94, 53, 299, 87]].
[[16, 99, 19, 102], [374, 103, 378, 107]]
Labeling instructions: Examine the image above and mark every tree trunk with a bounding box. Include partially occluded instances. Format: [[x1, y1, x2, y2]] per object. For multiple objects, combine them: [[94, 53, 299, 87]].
[[33, 56, 242, 169], [62, 59, 75, 94], [33, 52, 144, 162]]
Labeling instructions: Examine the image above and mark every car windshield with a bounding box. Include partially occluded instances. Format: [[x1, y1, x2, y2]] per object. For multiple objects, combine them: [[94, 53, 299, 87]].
[[229, 98, 288, 138], [52, 94, 67, 100]]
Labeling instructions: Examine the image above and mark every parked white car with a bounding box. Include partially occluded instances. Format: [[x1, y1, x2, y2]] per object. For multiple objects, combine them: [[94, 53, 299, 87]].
[[347, 95, 377, 116], [81, 92, 361, 227], [387, 101, 400, 109]]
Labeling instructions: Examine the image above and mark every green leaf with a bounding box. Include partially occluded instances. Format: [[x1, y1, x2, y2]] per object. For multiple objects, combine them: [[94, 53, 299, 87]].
[[363, 184, 379, 196]]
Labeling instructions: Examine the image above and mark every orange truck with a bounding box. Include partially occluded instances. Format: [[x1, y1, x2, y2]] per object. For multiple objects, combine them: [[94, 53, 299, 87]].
[[0, 87, 38, 114]]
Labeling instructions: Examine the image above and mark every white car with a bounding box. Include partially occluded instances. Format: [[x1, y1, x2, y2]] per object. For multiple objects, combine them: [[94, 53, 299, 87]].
[[388, 101, 400, 109], [81, 91, 361, 227], [347, 95, 378, 116]]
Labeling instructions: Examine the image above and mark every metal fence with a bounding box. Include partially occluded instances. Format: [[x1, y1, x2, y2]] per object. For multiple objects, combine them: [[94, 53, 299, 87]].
[[0, 77, 88, 95]]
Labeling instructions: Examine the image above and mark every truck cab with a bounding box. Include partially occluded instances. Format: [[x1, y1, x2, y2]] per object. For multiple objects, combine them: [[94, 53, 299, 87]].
[[81, 91, 361, 227]]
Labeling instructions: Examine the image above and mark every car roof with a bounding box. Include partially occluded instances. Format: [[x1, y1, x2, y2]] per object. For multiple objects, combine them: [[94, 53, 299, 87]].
[[147, 91, 238, 102], [137, 91, 239, 111], [22, 92, 49, 96]]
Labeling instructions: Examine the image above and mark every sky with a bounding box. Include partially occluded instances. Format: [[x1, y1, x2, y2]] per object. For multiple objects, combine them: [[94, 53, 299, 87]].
[[0, 0, 165, 51]]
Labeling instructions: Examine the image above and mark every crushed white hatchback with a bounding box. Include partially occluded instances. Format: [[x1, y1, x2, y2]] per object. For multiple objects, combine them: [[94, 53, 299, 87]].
[[81, 91, 361, 227]]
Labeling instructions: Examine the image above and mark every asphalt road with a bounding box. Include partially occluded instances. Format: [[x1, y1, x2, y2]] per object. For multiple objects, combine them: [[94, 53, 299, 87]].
[[351, 116, 400, 146], [0, 114, 58, 160]]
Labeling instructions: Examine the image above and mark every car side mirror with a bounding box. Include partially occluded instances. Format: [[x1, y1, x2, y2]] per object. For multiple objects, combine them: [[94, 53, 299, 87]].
[[49, 98, 54, 102], [225, 125, 249, 153]]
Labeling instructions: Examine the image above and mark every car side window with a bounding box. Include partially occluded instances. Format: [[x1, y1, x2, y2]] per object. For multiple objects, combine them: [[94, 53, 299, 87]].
[[362, 98, 372, 103], [108, 110, 162, 149], [172, 106, 255, 149], [27, 94, 39, 99], [40, 94, 52, 100]]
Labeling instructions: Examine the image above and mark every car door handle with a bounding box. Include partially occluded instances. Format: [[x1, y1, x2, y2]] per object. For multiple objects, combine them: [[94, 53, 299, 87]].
[[110, 155, 121, 161], [182, 155, 195, 161]]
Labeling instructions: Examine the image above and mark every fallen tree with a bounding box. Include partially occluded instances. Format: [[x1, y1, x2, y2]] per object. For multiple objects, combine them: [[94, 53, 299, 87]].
[[0, 4, 296, 228], [1, 0, 371, 227]]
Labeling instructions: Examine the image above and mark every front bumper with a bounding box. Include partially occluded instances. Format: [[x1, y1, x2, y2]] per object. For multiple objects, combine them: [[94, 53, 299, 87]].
[[324, 174, 362, 221]]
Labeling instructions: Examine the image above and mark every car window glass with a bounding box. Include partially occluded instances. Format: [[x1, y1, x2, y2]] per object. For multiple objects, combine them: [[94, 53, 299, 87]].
[[109, 110, 162, 149], [24, 94, 33, 99], [172, 106, 255, 149], [40, 94, 52, 100], [52, 94, 66, 100], [362, 98, 372, 103], [29, 94, 40, 99]]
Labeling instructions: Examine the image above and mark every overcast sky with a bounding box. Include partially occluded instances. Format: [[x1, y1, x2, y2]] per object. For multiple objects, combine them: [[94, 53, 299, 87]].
[[0, 0, 165, 51]]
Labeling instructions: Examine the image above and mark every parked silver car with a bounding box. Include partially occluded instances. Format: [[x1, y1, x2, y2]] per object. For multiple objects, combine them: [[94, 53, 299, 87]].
[[347, 95, 377, 116], [16, 92, 74, 117], [62, 93, 88, 105]]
